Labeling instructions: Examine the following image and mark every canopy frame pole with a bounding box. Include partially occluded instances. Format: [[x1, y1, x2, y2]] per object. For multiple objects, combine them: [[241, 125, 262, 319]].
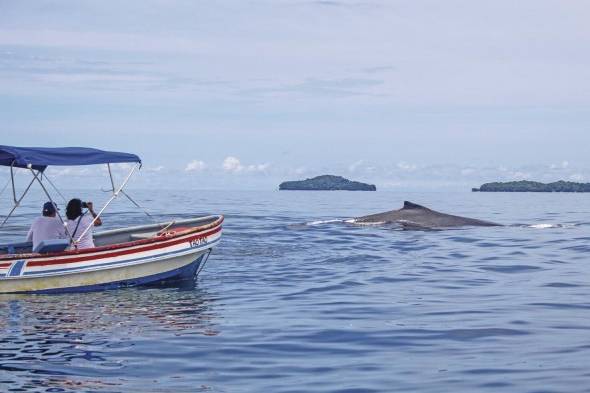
[[10, 163, 17, 203], [0, 165, 37, 228], [43, 172, 67, 204], [107, 164, 116, 192], [74, 163, 139, 246], [107, 163, 154, 221], [120, 189, 155, 220], [28, 167, 74, 243], [0, 175, 11, 199]]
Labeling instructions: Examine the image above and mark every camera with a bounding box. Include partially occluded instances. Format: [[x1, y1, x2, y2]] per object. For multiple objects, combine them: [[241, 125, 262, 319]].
[[81, 201, 88, 208]]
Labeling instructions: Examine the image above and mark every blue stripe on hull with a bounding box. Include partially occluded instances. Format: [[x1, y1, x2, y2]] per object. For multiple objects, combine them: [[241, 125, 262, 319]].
[[7, 260, 25, 277], [16, 255, 205, 294]]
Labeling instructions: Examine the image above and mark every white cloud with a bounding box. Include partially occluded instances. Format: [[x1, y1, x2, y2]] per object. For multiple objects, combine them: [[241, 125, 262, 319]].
[[461, 168, 476, 176], [550, 161, 569, 169], [508, 171, 531, 180], [569, 173, 584, 182], [294, 167, 308, 175], [46, 167, 90, 177], [348, 159, 365, 172], [397, 161, 417, 171], [111, 162, 134, 171], [222, 156, 269, 173], [146, 165, 164, 172], [246, 163, 270, 172], [222, 156, 243, 172], [185, 160, 207, 172]]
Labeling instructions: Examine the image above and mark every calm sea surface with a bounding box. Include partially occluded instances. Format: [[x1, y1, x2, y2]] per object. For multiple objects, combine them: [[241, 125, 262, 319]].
[[1, 190, 589, 393]]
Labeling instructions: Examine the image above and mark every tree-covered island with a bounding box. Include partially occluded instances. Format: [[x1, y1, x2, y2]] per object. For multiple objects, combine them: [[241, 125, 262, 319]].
[[472, 180, 590, 192], [279, 175, 376, 191]]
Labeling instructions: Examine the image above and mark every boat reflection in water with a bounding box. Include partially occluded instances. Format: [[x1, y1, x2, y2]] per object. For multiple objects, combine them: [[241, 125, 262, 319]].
[[0, 283, 220, 392]]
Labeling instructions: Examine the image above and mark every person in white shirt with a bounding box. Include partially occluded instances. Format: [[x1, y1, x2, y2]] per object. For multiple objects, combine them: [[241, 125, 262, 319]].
[[26, 202, 66, 251], [65, 198, 102, 250]]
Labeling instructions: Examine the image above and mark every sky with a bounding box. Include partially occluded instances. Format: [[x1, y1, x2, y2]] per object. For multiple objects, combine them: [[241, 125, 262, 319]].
[[0, 0, 589, 190]]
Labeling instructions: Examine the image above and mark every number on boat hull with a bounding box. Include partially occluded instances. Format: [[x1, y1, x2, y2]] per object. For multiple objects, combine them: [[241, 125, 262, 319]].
[[190, 238, 207, 248]]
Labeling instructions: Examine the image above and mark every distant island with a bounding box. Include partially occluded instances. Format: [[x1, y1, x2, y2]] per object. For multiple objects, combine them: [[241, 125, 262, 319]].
[[279, 175, 376, 191], [472, 180, 590, 192]]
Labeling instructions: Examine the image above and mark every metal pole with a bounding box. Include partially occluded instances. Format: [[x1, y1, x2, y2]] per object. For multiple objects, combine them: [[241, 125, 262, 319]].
[[0, 176, 10, 199], [109, 163, 153, 221], [74, 163, 139, 244], [120, 189, 155, 220], [0, 171, 37, 228], [43, 172, 67, 203], [107, 163, 116, 192], [10, 164, 17, 203]]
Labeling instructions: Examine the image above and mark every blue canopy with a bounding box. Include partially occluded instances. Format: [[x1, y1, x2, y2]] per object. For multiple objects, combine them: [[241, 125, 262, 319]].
[[0, 145, 141, 171]]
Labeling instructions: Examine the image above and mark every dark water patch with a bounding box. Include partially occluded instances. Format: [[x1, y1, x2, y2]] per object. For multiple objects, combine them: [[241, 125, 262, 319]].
[[507, 250, 527, 256], [478, 265, 543, 273], [560, 245, 590, 252], [509, 320, 531, 325], [447, 236, 480, 243], [429, 328, 529, 340], [542, 259, 568, 265], [462, 368, 533, 375], [367, 276, 415, 284], [549, 324, 590, 331], [448, 252, 470, 259], [424, 310, 492, 316], [529, 303, 590, 310], [543, 282, 581, 288], [478, 256, 502, 261], [478, 381, 514, 388], [476, 242, 502, 247]]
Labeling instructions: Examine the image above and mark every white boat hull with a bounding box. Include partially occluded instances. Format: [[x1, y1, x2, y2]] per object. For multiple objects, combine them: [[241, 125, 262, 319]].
[[0, 216, 222, 294]]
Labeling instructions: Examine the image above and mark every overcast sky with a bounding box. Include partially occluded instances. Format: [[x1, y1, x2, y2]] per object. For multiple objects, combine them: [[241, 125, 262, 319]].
[[1, 0, 589, 189]]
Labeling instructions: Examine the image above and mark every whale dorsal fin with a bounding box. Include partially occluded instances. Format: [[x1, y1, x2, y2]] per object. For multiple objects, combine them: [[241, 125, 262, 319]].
[[403, 201, 428, 210]]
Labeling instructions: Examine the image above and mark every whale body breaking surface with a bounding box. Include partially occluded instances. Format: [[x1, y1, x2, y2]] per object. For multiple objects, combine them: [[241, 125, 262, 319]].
[[354, 201, 501, 229]]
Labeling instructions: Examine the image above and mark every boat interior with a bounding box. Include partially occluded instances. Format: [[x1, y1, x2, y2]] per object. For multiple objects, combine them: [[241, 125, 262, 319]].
[[0, 216, 220, 257]]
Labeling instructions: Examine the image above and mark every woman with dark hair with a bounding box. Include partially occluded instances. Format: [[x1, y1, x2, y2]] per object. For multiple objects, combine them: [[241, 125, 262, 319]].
[[65, 198, 102, 249]]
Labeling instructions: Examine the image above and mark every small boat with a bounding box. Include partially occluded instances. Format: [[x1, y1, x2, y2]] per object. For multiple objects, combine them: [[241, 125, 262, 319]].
[[0, 145, 222, 294]]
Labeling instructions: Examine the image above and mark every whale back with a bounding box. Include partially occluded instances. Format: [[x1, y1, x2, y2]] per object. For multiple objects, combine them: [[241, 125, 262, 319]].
[[402, 201, 429, 210], [355, 200, 500, 228]]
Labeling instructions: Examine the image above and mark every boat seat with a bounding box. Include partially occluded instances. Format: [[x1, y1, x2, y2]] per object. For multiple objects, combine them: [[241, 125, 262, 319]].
[[0, 241, 33, 255], [33, 239, 70, 254]]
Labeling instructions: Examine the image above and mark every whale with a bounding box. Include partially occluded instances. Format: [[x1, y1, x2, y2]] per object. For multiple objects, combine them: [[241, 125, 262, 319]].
[[354, 201, 501, 229]]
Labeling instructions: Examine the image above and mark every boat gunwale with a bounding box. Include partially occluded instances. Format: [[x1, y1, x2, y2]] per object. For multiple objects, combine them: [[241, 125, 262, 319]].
[[0, 215, 223, 263]]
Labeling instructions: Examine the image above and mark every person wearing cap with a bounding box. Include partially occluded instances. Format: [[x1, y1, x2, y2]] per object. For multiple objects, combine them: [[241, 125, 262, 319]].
[[26, 202, 67, 251]]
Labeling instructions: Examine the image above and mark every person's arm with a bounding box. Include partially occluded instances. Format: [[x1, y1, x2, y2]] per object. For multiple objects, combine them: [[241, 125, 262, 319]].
[[86, 202, 102, 226]]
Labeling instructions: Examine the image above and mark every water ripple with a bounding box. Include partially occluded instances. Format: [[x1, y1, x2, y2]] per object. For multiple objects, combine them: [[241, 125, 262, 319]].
[[1, 190, 590, 392]]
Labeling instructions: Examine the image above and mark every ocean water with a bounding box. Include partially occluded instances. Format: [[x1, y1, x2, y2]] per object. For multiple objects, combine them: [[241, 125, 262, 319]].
[[1, 190, 589, 393]]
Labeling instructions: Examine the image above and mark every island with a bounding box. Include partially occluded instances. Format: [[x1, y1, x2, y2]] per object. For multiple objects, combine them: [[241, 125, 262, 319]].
[[472, 180, 590, 192], [279, 175, 376, 191]]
